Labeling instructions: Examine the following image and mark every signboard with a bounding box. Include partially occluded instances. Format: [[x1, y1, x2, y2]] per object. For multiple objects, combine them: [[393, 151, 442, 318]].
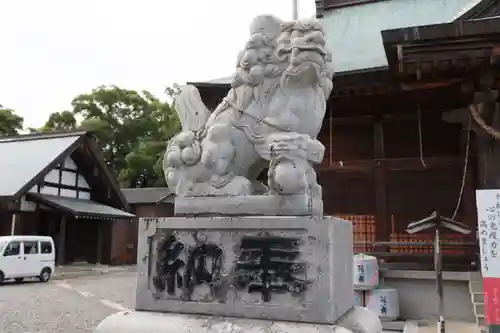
[[476, 190, 500, 325]]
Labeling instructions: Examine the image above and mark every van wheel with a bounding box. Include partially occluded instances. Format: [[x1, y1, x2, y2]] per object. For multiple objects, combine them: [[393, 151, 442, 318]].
[[0, 271, 4, 284], [39, 268, 51, 282], [14, 278, 24, 283]]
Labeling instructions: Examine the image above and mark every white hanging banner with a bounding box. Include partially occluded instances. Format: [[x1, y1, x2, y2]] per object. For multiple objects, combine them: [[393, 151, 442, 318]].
[[476, 189, 500, 278], [476, 189, 500, 325]]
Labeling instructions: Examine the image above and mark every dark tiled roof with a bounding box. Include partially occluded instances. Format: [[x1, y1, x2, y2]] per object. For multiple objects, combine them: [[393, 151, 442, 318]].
[[121, 187, 173, 204], [190, 0, 487, 88], [27, 193, 135, 219]]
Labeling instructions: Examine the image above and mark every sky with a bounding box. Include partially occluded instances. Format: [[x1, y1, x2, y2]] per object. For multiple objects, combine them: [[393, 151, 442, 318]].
[[0, 0, 315, 128]]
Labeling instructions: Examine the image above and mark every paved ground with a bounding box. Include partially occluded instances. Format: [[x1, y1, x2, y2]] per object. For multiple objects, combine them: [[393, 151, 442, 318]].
[[0, 270, 481, 333], [0, 271, 136, 333], [416, 321, 481, 333]]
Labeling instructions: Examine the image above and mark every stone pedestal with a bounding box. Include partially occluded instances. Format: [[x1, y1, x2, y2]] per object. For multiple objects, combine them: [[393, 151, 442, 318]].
[[95, 215, 384, 333], [94, 307, 383, 333], [135, 215, 354, 325]]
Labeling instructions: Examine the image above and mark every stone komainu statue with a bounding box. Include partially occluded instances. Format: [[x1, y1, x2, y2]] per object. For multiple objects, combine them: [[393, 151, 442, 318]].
[[163, 15, 334, 211]]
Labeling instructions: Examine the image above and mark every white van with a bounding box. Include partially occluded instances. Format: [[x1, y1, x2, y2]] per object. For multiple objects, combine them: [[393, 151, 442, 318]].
[[0, 235, 55, 283]]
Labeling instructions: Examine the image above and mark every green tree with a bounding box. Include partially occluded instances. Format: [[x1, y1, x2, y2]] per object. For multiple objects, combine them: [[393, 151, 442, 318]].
[[0, 106, 24, 136], [118, 91, 180, 187], [40, 110, 77, 132], [70, 85, 179, 187]]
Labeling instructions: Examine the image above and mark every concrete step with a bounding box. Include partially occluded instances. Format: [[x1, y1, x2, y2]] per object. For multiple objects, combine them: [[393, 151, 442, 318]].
[[472, 292, 484, 303], [470, 281, 484, 294], [474, 303, 485, 317], [469, 271, 483, 282], [382, 320, 406, 331], [469, 272, 485, 330]]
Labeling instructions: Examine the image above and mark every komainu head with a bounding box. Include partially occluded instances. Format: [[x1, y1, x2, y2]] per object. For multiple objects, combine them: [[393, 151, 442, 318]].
[[279, 19, 334, 95]]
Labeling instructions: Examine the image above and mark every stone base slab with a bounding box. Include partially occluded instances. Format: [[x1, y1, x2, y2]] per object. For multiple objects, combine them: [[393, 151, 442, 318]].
[[94, 308, 383, 333], [136, 215, 353, 325], [174, 194, 323, 216]]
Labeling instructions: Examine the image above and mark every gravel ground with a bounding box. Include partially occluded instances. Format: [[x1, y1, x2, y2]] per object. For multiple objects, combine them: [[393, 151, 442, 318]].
[[0, 272, 136, 333], [0, 271, 401, 333]]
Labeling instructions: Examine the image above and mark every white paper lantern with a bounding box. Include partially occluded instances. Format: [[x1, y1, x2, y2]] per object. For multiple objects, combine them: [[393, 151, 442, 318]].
[[353, 253, 379, 290], [366, 288, 399, 321]]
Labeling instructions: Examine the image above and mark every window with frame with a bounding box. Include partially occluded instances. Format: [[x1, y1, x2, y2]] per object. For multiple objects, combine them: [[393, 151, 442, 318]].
[[3, 241, 20, 256], [24, 241, 38, 255], [41, 241, 53, 254]]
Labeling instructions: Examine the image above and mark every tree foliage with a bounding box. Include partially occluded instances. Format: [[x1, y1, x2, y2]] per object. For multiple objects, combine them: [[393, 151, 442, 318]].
[[41, 110, 77, 132], [0, 105, 24, 136], [37, 85, 180, 188]]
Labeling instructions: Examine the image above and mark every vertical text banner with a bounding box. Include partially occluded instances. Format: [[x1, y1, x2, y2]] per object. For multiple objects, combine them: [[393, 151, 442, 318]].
[[476, 190, 500, 325]]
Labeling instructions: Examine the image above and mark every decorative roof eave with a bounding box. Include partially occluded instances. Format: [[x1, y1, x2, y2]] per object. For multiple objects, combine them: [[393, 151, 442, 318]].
[[74, 215, 121, 221], [456, 0, 500, 20], [382, 15, 500, 45], [381, 15, 500, 81]]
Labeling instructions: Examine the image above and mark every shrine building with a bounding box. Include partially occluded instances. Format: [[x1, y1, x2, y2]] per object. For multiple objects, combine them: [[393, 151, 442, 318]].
[[0, 131, 135, 266], [185, 0, 500, 323]]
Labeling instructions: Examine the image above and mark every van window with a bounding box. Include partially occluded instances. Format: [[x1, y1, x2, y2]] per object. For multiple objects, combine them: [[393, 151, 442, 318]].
[[24, 241, 38, 255], [41, 241, 52, 254], [3, 241, 20, 256]]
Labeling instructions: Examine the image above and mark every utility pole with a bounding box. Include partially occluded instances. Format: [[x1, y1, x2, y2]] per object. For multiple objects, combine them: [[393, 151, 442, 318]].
[[292, 0, 299, 20]]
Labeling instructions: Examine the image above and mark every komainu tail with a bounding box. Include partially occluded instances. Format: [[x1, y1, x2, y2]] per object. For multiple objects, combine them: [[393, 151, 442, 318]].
[[174, 85, 211, 132]]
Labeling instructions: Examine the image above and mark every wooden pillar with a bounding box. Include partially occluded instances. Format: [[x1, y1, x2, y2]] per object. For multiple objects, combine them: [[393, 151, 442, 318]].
[[57, 215, 67, 266], [373, 119, 389, 251], [9, 200, 20, 235], [96, 221, 104, 264], [10, 212, 17, 235]]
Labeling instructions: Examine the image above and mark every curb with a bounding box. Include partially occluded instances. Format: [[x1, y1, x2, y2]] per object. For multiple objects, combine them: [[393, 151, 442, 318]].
[[53, 267, 136, 280]]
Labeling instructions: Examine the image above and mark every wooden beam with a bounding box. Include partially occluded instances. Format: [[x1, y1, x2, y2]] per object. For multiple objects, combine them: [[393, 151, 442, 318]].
[[401, 80, 459, 91], [328, 115, 373, 125], [374, 120, 390, 250], [322, 112, 436, 127], [384, 156, 462, 170], [317, 160, 373, 172], [317, 156, 462, 172]]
